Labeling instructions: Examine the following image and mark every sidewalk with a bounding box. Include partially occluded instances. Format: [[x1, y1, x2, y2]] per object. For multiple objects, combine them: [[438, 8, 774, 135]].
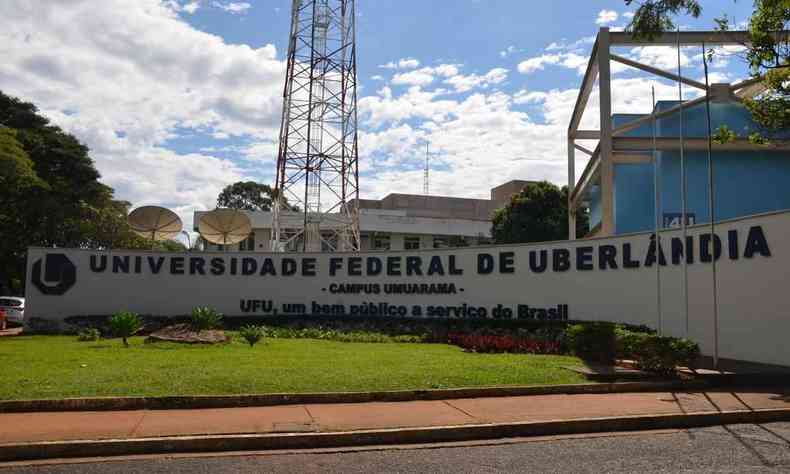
[[1, 388, 789, 445]]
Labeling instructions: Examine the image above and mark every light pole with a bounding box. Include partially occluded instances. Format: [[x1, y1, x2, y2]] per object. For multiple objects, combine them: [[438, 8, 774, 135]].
[[180, 231, 192, 251]]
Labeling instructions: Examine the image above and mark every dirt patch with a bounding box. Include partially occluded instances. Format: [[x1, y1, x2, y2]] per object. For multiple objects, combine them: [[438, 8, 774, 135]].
[[145, 324, 230, 345]]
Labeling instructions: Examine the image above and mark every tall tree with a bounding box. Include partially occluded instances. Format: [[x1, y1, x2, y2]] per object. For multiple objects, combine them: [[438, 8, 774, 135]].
[[625, 0, 789, 138], [217, 181, 296, 211], [0, 91, 180, 293], [491, 181, 589, 244]]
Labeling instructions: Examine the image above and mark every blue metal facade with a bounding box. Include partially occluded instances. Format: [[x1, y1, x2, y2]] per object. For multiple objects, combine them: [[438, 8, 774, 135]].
[[587, 100, 790, 235]]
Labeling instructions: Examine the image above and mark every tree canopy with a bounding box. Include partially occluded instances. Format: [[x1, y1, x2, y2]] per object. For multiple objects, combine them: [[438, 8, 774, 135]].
[[491, 181, 589, 244], [625, 0, 789, 137], [0, 91, 183, 294], [217, 180, 297, 211]]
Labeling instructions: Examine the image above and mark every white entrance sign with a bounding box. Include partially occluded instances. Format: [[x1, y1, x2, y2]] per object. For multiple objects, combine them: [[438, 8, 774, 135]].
[[26, 211, 789, 367]]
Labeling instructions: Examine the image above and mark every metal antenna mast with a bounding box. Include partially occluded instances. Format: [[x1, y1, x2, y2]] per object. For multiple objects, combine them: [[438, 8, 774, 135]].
[[272, 0, 360, 252], [424, 142, 430, 195]]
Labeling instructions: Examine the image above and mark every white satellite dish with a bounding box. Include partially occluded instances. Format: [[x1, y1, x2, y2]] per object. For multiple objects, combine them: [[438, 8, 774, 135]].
[[198, 209, 252, 246], [128, 206, 183, 242]]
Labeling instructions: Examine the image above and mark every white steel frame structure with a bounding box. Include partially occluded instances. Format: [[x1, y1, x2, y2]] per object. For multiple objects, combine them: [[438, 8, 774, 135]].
[[272, 0, 360, 252], [566, 27, 781, 239]]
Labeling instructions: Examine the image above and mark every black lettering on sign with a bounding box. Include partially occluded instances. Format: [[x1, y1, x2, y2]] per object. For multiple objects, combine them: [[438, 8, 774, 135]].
[[329, 257, 343, 276], [190, 257, 206, 275], [349, 257, 363, 276], [90, 255, 107, 272], [744, 226, 771, 258], [552, 249, 570, 272], [302, 258, 317, 276], [406, 256, 422, 276], [134, 256, 142, 274], [448, 255, 463, 275], [210, 257, 225, 275], [282, 258, 297, 276], [499, 252, 515, 274], [576, 247, 593, 271], [477, 253, 494, 274], [113, 256, 129, 273], [260, 258, 276, 276], [241, 258, 257, 275], [700, 233, 722, 263], [367, 257, 382, 276], [728, 230, 739, 260], [598, 245, 617, 270], [427, 256, 445, 276], [171, 257, 185, 275], [387, 256, 401, 276], [529, 250, 547, 273], [622, 243, 640, 268], [644, 236, 667, 267]]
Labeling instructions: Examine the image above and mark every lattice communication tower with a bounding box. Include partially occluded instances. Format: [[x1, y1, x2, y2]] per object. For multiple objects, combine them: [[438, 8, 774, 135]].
[[272, 0, 360, 252]]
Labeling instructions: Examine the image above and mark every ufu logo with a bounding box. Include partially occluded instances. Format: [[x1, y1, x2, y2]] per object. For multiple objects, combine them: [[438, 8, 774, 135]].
[[32, 254, 77, 295]]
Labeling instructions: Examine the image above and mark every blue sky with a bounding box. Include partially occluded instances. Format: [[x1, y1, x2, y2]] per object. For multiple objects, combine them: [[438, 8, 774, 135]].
[[0, 0, 755, 233]]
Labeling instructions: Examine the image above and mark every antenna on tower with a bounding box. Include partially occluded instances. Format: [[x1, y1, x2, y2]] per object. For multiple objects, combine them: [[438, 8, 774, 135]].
[[271, 0, 360, 253], [424, 141, 430, 196]]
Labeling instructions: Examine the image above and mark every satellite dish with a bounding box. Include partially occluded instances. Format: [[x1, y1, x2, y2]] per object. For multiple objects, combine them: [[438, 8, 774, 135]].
[[198, 209, 252, 246], [128, 206, 183, 242]]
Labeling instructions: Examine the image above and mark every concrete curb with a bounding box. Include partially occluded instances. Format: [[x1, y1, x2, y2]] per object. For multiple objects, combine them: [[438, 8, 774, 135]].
[[0, 380, 710, 413], [1, 408, 789, 462]]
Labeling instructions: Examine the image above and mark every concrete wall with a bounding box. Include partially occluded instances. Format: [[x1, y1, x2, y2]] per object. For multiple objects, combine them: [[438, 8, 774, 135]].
[[26, 210, 790, 367]]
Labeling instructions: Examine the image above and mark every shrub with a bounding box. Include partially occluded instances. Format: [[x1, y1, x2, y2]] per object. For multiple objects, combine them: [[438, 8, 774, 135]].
[[239, 325, 265, 347], [190, 307, 223, 332], [566, 322, 617, 364], [109, 311, 143, 347], [77, 327, 101, 342], [615, 329, 700, 375], [447, 333, 562, 354]]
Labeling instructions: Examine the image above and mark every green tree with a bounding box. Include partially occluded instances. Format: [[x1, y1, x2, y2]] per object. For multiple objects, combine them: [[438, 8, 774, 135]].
[[217, 180, 298, 211], [0, 91, 179, 293], [625, 0, 789, 137], [0, 127, 48, 294], [491, 181, 589, 244]]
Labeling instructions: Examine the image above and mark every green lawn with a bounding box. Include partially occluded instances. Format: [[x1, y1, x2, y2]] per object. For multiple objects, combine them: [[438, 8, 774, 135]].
[[0, 336, 586, 400]]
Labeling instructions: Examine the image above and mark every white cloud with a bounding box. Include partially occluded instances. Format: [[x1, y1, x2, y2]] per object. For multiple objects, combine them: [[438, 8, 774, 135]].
[[212, 1, 251, 14], [379, 58, 421, 70], [517, 53, 588, 75], [392, 68, 435, 86], [596, 9, 618, 25], [398, 58, 420, 69], [499, 45, 516, 58], [629, 45, 691, 70], [182, 1, 200, 14], [518, 54, 562, 74], [0, 0, 283, 228], [371, 75, 384, 81], [444, 68, 508, 93], [622, 11, 635, 20]]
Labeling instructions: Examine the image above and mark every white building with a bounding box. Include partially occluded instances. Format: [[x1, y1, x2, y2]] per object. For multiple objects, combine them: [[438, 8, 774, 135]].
[[194, 180, 534, 252]]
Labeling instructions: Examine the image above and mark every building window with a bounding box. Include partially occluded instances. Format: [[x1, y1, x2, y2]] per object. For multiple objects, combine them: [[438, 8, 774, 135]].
[[404, 236, 420, 250], [238, 233, 255, 251], [373, 234, 391, 250], [433, 236, 448, 249]]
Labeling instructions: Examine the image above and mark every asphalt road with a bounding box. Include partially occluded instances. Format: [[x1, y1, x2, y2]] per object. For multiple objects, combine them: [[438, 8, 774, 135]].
[[3, 423, 790, 474]]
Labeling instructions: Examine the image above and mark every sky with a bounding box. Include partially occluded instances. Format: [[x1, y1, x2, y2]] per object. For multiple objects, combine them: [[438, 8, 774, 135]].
[[0, 0, 756, 239]]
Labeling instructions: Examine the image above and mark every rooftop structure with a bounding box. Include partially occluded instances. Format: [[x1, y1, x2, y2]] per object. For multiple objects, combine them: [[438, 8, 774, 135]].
[[195, 180, 535, 252], [567, 27, 790, 238]]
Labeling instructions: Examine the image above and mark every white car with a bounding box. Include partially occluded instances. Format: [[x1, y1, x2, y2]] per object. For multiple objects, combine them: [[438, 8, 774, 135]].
[[0, 297, 25, 327]]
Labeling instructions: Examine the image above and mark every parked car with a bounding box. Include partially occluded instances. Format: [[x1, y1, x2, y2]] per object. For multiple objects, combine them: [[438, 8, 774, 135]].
[[0, 297, 24, 327]]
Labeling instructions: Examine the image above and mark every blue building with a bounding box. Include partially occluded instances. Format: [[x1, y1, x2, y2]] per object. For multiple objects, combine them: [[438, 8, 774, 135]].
[[567, 28, 790, 238]]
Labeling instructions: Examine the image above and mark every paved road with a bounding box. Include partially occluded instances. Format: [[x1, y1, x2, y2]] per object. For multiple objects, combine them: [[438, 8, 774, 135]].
[[3, 423, 790, 473]]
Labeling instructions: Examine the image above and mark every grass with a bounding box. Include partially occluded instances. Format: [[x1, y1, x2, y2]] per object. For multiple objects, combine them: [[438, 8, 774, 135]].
[[0, 335, 587, 400]]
